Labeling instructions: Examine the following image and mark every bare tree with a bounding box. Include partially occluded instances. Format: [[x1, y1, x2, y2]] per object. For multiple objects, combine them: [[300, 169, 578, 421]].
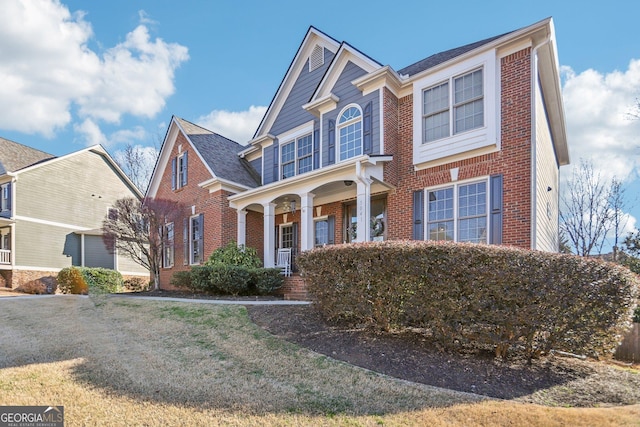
[[608, 177, 628, 261], [560, 159, 613, 256], [627, 98, 640, 120], [114, 144, 159, 193], [102, 197, 184, 289]]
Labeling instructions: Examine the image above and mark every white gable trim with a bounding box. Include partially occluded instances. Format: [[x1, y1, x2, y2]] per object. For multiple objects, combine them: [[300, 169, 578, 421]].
[[253, 28, 340, 141]]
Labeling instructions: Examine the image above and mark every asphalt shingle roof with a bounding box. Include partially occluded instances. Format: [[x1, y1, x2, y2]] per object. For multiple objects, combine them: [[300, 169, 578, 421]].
[[175, 118, 261, 189], [397, 32, 512, 77], [0, 137, 55, 175]]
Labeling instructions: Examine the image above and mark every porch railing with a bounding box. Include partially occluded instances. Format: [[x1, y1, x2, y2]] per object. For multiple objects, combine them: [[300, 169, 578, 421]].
[[0, 249, 10, 265]]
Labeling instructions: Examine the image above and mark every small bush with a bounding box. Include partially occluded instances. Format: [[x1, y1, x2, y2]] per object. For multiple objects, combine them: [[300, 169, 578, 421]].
[[210, 265, 250, 295], [123, 277, 150, 292], [16, 280, 47, 294], [249, 268, 284, 295], [206, 241, 262, 268], [78, 267, 124, 294], [57, 267, 89, 295], [170, 270, 194, 291]]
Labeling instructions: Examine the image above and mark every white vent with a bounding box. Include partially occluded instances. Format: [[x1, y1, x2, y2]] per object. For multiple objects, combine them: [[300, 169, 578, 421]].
[[309, 44, 324, 72]]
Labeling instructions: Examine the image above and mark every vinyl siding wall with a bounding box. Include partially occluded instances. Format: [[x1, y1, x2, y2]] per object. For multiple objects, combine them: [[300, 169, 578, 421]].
[[534, 81, 560, 252], [13, 150, 146, 272]]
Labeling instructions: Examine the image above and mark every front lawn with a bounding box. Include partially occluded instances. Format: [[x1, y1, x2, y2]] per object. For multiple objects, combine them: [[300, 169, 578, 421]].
[[0, 296, 638, 426]]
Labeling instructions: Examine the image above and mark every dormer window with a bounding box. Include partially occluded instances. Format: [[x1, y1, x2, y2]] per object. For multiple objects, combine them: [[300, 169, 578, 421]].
[[338, 105, 362, 161]]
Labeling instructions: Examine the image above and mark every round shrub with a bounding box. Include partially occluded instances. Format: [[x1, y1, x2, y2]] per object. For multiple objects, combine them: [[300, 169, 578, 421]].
[[170, 270, 194, 291], [57, 267, 89, 295], [206, 241, 261, 268], [79, 267, 124, 294], [210, 265, 250, 296], [123, 277, 150, 292]]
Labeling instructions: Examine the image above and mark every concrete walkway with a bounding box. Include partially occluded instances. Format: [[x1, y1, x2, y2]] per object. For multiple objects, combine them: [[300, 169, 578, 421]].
[[0, 291, 310, 305]]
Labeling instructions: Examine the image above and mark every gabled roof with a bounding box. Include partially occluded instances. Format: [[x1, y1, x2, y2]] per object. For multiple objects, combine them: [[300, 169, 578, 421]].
[[0, 137, 55, 175], [397, 32, 512, 77], [175, 117, 261, 189]]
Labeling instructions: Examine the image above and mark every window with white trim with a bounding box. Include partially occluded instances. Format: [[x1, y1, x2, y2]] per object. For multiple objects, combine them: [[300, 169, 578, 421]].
[[423, 68, 483, 143], [163, 222, 174, 268], [427, 180, 488, 243], [171, 151, 188, 190], [0, 184, 9, 212], [190, 214, 203, 265], [338, 106, 362, 161], [281, 133, 313, 179]]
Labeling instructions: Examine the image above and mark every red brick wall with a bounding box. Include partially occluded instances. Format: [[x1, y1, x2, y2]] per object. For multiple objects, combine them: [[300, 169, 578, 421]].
[[155, 132, 250, 289], [385, 47, 532, 249]]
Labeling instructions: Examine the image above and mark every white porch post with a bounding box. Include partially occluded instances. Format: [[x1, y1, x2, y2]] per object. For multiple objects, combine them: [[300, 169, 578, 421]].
[[263, 203, 276, 267], [236, 209, 247, 246], [300, 192, 315, 251], [355, 163, 372, 243]]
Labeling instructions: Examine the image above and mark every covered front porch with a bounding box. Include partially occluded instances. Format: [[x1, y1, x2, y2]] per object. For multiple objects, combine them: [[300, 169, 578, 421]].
[[229, 155, 393, 270], [0, 218, 14, 268]]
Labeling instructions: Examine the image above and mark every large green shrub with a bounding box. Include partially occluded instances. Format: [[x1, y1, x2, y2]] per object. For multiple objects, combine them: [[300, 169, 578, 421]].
[[298, 241, 640, 361], [57, 267, 89, 295], [190, 266, 216, 293], [206, 241, 261, 268]]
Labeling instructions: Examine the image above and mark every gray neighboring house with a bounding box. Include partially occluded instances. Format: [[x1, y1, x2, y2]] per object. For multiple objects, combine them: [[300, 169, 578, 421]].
[[0, 138, 149, 288]]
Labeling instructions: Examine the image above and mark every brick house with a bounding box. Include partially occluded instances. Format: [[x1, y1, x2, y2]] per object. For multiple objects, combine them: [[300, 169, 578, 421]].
[[147, 18, 569, 294]]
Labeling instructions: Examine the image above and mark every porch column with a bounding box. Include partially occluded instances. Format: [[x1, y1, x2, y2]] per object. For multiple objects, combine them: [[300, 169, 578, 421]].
[[355, 163, 372, 242], [236, 209, 247, 246], [263, 202, 276, 267], [300, 192, 315, 251]]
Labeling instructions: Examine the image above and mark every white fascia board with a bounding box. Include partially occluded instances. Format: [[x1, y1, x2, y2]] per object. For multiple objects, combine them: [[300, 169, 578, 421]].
[[352, 66, 411, 98], [255, 29, 340, 139], [198, 177, 253, 194], [147, 118, 181, 198]]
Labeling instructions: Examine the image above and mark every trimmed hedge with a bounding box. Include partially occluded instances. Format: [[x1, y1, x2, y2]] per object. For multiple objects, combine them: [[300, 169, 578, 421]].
[[297, 241, 640, 360], [57, 267, 89, 294], [171, 265, 284, 296]]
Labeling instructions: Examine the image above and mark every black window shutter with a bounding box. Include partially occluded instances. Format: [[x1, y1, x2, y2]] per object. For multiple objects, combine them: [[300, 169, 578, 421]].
[[171, 158, 177, 190], [182, 151, 188, 186], [313, 129, 320, 170], [412, 190, 424, 240], [489, 174, 503, 245], [272, 143, 279, 182], [328, 119, 335, 165], [363, 101, 372, 154], [198, 213, 204, 263], [327, 215, 335, 245], [292, 222, 299, 271], [183, 218, 189, 265]]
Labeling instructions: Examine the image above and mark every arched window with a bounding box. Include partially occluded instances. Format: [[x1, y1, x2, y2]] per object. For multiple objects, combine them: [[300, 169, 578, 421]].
[[337, 105, 362, 161]]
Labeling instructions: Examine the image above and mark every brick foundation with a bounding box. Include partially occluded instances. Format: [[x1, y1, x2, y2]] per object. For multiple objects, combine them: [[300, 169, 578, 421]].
[[6, 270, 58, 289], [277, 274, 309, 301]]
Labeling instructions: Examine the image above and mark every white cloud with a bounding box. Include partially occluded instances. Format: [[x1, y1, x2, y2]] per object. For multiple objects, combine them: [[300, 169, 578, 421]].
[[562, 60, 640, 183], [74, 118, 107, 147], [196, 105, 267, 144], [0, 0, 188, 137]]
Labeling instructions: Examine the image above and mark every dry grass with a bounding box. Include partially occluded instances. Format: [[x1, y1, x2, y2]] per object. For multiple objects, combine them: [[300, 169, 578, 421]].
[[0, 296, 639, 426]]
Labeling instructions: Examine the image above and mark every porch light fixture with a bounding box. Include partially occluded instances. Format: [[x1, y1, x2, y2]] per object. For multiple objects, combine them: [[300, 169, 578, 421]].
[[344, 180, 353, 186], [281, 197, 296, 214], [290, 200, 296, 214]]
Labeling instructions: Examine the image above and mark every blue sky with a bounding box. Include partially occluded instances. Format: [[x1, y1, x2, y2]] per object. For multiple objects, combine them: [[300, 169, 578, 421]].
[[1, 0, 639, 249]]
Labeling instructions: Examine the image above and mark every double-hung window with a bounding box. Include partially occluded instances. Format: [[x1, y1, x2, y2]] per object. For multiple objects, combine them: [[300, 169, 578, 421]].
[[427, 180, 488, 243], [171, 151, 188, 190], [338, 106, 362, 161], [423, 68, 484, 143], [0, 184, 9, 212], [190, 215, 203, 265], [281, 133, 313, 179]]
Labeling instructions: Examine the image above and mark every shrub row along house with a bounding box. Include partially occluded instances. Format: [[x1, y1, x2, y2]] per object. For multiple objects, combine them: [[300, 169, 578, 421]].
[[148, 17, 569, 296], [0, 138, 148, 288]]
